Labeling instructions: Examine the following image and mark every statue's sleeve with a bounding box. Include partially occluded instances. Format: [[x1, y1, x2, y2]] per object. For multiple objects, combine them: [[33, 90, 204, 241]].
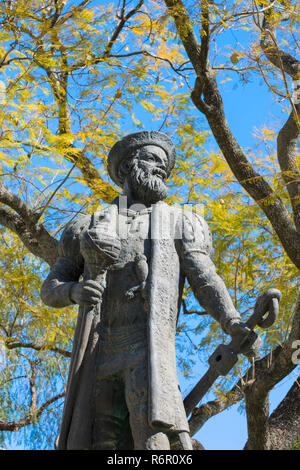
[[40, 215, 90, 308], [175, 211, 241, 333]]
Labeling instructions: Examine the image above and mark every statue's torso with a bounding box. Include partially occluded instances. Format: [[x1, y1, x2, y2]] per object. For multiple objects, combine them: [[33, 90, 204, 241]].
[[95, 209, 152, 377]]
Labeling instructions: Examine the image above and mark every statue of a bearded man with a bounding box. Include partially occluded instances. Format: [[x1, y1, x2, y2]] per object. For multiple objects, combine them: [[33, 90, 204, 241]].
[[41, 131, 250, 450]]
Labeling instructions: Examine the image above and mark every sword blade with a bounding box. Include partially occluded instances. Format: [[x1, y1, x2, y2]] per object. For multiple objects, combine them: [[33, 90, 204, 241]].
[[184, 367, 219, 417]]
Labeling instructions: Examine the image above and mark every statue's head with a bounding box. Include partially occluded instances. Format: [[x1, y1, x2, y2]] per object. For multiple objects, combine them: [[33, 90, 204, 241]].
[[107, 131, 176, 205]]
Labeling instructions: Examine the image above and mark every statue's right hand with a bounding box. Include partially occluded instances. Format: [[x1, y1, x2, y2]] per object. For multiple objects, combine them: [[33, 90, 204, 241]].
[[70, 280, 105, 306]]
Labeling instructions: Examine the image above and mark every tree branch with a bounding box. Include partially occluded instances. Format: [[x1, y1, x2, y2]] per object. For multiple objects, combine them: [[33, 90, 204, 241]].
[[164, 0, 202, 74], [31, 67, 118, 203], [245, 383, 270, 449], [188, 376, 244, 437], [66, 147, 119, 202], [68, 0, 144, 72], [199, 0, 210, 70], [258, 2, 300, 230], [5, 340, 71, 358], [267, 375, 300, 449], [1, 3, 126, 205], [54, 0, 93, 28], [103, 0, 144, 58], [244, 293, 300, 449], [0, 392, 65, 432], [182, 298, 207, 316], [29, 360, 38, 414], [16, 139, 119, 203], [187, 292, 300, 444], [0, 181, 39, 224], [0, 351, 64, 432], [277, 105, 300, 230]]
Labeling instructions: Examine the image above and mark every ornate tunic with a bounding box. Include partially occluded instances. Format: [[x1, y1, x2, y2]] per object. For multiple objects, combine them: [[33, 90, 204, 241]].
[[41, 200, 240, 449], [96, 208, 151, 379]]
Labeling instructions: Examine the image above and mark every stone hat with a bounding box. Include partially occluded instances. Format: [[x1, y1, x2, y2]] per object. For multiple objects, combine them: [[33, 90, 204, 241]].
[[107, 131, 176, 187]]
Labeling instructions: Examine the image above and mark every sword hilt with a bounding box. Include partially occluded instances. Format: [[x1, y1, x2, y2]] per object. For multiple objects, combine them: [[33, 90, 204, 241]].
[[246, 288, 281, 330], [208, 288, 281, 374]]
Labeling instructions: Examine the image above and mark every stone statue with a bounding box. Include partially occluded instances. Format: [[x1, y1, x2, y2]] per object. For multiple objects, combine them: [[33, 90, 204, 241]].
[[41, 131, 254, 450]]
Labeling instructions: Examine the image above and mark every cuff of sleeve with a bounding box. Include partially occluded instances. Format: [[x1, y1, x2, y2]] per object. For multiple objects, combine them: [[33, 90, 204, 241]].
[[222, 316, 241, 335]]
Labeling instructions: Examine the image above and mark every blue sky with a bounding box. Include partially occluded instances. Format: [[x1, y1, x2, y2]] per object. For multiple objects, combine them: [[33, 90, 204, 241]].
[[176, 62, 300, 450]]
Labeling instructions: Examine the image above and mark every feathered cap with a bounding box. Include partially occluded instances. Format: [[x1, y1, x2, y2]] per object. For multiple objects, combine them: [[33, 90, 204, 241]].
[[107, 131, 176, 187]]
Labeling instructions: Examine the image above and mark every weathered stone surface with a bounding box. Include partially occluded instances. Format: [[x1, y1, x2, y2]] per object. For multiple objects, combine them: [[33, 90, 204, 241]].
[[41, 131, 249, 450]]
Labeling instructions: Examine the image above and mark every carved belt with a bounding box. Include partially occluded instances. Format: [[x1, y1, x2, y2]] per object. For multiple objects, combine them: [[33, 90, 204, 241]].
[[99, 323, 147, 353]]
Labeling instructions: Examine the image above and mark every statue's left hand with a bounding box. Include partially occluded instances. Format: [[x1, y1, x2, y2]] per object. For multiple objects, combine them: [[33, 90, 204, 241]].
[[227, 320, 261, 360], [70, 279, 105, 306]]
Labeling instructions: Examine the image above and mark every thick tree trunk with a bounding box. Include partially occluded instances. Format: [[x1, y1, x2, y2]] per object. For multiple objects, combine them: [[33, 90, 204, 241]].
[[268, 376, 300, 450]]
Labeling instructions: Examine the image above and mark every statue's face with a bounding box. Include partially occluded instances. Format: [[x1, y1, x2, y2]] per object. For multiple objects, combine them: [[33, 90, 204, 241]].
[[126, 145, 169, 205], [136, 145, 168, 182]]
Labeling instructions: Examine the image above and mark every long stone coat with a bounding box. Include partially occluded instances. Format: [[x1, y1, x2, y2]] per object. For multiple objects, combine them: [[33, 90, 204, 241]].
[[41, 200, 240, 449]]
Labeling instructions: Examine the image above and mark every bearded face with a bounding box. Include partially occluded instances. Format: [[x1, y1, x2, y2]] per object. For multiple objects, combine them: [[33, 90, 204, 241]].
[[126, 146, 168, 205]]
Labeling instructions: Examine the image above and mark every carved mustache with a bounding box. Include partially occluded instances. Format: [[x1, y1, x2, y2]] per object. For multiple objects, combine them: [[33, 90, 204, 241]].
[[129, 161, 168, 204]]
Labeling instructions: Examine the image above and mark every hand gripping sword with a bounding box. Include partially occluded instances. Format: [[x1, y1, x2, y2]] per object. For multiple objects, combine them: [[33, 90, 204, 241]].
[[183, 288, 282, 417]]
